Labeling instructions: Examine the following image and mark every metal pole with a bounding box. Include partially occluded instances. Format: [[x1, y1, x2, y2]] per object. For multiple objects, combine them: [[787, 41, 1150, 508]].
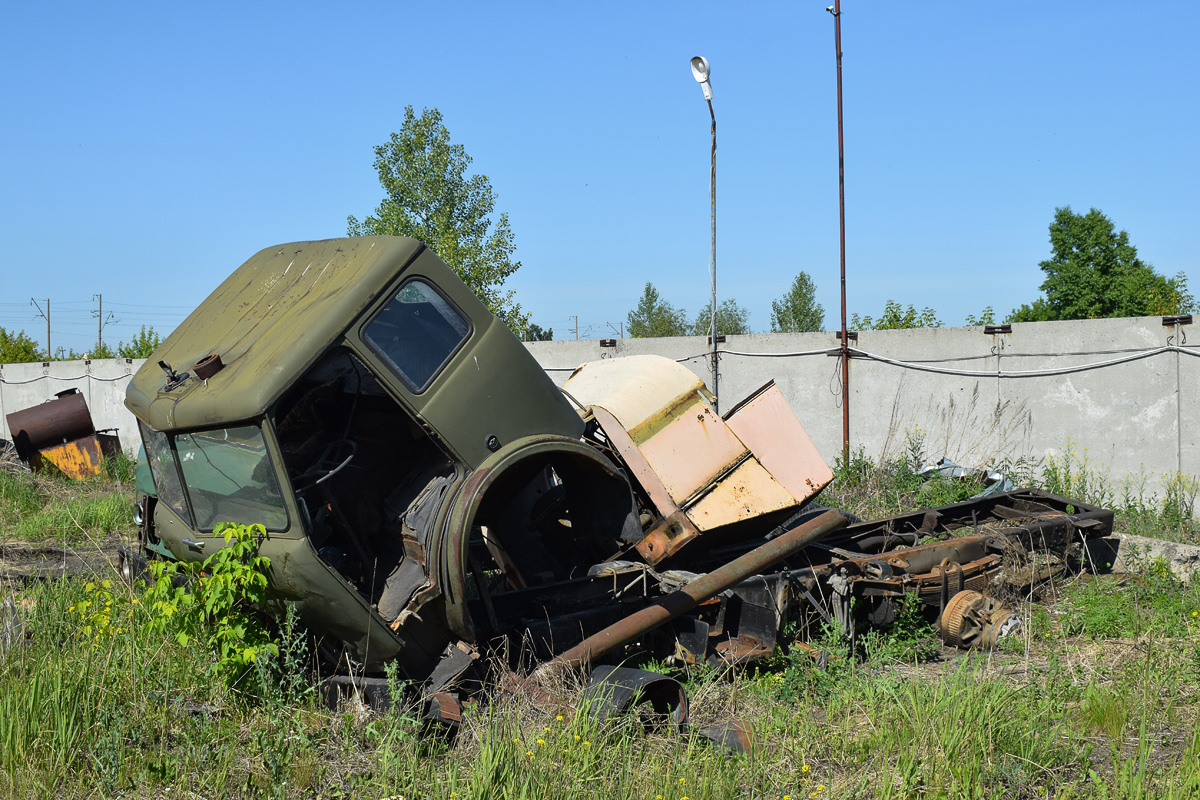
[[707, 97, 719, 413], [832, 0, 850, 465]]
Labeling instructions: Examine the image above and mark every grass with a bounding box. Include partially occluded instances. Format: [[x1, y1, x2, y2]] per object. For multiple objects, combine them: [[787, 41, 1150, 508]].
[[2, 569, 1199, 798], [1, 439, 1199, 797], [0, 449, 134, 543]]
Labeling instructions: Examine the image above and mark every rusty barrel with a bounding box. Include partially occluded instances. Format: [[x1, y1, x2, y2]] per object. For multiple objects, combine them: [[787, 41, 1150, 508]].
[[6, 389, 96, 461], [551, 508, 848, 669]]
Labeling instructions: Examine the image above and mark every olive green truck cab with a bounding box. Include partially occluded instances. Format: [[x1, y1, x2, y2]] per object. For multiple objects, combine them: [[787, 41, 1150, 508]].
[[125, 236, 834, 693]]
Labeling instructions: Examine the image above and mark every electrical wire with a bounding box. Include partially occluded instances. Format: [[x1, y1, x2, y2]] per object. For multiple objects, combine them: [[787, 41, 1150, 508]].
[[534, 340, 1198, 377]]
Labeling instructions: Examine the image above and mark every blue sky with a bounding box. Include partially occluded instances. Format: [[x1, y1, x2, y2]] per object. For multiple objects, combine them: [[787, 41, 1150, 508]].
[[2, 1, 1197, 353]]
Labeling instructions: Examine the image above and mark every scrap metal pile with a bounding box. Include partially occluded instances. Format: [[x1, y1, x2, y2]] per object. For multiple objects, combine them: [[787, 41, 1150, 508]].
[[118, 237, 1113, 726], [5, 389, 121, 479]]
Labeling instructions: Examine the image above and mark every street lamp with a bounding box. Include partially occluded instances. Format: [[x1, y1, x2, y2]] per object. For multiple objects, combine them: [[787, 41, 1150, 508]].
[[690, 56, 719, 411]]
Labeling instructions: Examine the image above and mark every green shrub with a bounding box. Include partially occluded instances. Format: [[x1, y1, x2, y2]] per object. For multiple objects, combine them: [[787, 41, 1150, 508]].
[[142, 522, 278, 693]]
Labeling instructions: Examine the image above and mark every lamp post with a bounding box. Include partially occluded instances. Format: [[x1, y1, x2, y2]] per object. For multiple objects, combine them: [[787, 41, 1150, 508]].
[[690, 55, 719, 412]]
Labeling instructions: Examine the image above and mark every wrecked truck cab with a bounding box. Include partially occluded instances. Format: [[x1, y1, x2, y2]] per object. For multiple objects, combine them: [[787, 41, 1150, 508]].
[[125, 236, 642, 674]]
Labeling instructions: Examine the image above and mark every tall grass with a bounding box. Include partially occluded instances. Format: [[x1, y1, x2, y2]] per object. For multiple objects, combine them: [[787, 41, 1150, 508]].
[[0, 451, 133, 542], [823, 431, 1200, 546], [2, 562, 1198, 798]]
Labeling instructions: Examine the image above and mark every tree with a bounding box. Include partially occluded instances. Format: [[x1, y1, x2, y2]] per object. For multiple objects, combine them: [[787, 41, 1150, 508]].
[[1008, 206, 1194, 322], [770, 271, 825, 332], [964, 307, 996, 326], [626, 283, 689, 338], [523, 323, 553, 342], [691, 298, 750, 336], [0, 327, 41, 363], [851, 301, 943, 330], [117, 325, 162, 358], [348, 106, 528, 329], [87, 342, 116, 359]]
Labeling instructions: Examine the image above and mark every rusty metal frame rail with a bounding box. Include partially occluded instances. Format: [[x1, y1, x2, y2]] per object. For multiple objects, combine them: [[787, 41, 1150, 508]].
[[548, 510, 847, 669]]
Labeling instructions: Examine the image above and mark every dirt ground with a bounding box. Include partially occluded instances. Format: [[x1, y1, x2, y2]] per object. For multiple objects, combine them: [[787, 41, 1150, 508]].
[[0, 533, 132, 584]]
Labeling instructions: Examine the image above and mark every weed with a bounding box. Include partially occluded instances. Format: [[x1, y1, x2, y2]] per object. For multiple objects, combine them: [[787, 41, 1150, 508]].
[[861, 592, 941, 665], [142, 522, 279, 693]]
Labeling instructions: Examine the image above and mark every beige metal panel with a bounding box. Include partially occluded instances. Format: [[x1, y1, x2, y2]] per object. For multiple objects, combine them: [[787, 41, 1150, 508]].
[[724, 381, 833, 500], [563, 355, 706, 434], [685, 458, 798, 530]]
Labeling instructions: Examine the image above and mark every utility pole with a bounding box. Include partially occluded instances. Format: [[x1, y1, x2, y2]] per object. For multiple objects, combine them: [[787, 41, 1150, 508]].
[[829, 1, 851, 466], [30, 298, 49, 359], [570, 316, 579, 340], [93, 294, 117, 355]]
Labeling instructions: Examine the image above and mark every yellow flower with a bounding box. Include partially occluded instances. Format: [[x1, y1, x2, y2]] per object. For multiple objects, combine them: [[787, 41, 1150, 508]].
[[802, 764, 811, 774], [544, 726, 551, 732], [574, 735, 581, 741], [1192, 611, 1198, 617], [556, 714, 564, 721], [583, 741, 590, 747], [680, 778, 686, 784], [536, 739, 545, 746]]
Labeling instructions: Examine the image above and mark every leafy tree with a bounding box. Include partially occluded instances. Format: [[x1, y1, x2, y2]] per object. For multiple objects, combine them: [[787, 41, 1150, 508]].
[[851, 301, 943, 330], [1008, 206, 1194, 322], [626, 283, 689, 338], [87, 342, 116, 359], [770, 271, 825, 332], [117, 325, 162, 358], [691, 298, 750, 336], [348, 106, 527, 329], [964, 307, 996, 326], [523, 323, 553, 342], [0, 327, 42, 363]]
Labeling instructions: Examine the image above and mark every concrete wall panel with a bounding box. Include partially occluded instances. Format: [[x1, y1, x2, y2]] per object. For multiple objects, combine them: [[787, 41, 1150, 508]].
[[3, 317, 1195, 511]]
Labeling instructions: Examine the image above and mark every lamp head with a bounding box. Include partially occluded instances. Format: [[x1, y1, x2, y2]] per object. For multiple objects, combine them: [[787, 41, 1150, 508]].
[[690, 56, 713, 101]]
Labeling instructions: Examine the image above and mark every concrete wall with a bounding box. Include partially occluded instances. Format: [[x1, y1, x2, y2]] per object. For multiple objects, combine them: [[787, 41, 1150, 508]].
[[528, 316, 1198, 501], [0, 358, 146, 454], [2, 316, 1194, 504]]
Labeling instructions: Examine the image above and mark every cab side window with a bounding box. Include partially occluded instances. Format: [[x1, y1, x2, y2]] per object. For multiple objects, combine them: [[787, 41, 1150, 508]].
[[363, 279, 471, 392]]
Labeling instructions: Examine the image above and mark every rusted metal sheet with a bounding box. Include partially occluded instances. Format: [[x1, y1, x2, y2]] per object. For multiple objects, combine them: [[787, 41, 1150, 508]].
[[31, 433, 121, 480]]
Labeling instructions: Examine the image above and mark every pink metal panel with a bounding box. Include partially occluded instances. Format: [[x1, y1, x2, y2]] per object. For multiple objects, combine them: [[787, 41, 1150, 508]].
[[724, 382, 833, 501], [637, 398, 748, 505]]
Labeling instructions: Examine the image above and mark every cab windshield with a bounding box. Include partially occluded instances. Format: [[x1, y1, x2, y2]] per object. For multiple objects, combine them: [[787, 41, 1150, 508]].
[[171, 424, 289, 532]]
